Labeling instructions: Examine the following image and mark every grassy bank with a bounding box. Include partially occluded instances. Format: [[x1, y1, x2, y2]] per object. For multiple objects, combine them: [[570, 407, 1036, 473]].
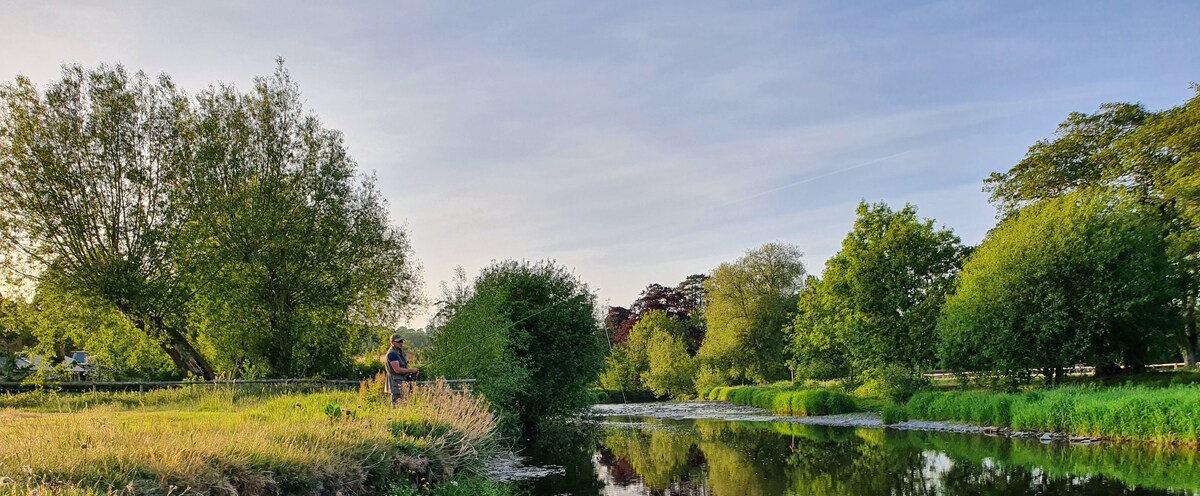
[[901, 385, 1200, 445], [0, 379, 510, 495], [704, 385, 858, 416]]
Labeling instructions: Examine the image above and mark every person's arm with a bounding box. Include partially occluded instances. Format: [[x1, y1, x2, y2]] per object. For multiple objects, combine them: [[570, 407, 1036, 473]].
[[388, 355, 419, 376]]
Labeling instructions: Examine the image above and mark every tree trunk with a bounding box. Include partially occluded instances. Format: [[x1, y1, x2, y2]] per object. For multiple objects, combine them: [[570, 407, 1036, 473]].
[[120, 305, 215, 380], [155, 319, 216, 380]]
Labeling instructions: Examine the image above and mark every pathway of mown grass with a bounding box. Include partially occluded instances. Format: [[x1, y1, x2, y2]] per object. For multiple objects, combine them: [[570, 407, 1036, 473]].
[[0, 381, 511, 495], [900, 385, 1200, 445]]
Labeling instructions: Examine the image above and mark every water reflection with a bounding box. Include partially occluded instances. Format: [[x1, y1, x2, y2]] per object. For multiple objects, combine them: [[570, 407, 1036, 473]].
[[521, 416, 1200, 495]]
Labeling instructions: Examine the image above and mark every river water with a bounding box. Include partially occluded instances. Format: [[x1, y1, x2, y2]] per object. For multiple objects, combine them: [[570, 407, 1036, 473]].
[[512, 402, 1200, 496]]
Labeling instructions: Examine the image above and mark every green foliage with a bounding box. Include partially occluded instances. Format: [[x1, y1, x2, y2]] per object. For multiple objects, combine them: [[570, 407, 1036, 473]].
[[0, 62, 421, 380], [637, 311, 699, 399], [425, 290, 526, 431], [600, 309, 700, 400], [880, 404, 909, 425], [430, 260, 605, 432], [717, 385, 858, 416], [698, 243, 806, 387], [938, 190, 1174, 381], [0, 63, 214, 378], [906, 390, 1017, 427], [598, 343, 647, 395], [985, 93, 1200, 366], [788, 202, 964, 386], [179, 61, 421, 378], [11, 277, 176, 380], [905, 386, 1200, 444], [851, 364, 930, 403]]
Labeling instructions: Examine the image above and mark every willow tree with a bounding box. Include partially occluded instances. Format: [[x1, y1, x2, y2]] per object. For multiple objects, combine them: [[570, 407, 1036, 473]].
[[0, 65, 214, 378], [0, 62, 421, 378], [697, 242, 806, 389], [176, 63, 421, 377]]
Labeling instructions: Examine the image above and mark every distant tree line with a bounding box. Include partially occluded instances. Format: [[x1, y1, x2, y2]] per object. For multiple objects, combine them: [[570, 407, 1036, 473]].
[[597, 86, 1200, 399]]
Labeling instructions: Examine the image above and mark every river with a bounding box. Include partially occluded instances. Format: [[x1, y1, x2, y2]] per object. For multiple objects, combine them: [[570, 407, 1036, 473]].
[[510, 402, 1200, 496]]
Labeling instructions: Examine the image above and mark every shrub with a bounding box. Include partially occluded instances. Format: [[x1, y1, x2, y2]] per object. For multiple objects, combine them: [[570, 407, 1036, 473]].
[[881, 404, 909, 425], [718, 385, 857, 417]]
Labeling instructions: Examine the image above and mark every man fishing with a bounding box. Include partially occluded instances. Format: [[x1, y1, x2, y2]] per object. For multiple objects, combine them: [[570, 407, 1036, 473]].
[[384, 333, 420, 405]]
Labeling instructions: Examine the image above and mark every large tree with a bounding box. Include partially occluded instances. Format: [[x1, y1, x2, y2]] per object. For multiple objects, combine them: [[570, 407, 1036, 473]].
[[177, 63, 420, 377], [697, 242, 805, 388], [0, 63, 420, 378], [789, 202, 965, 382], [938, 190, 1174, 384], [429, 260, 605, 432], [984, 93, 1200, 366], [606, 274, 708, 352], [0, 65, 213, 377]]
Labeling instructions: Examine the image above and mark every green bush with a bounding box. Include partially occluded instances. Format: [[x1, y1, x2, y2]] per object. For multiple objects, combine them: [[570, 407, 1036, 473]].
[[881, 404, 909, 425], [717, 385, 857, 417]]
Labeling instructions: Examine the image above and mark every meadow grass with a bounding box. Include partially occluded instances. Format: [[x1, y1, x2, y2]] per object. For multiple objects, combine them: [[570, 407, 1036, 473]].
[[904, 385, 1200, 445], [0, 378, 502, 495], [706, 385, 858, 416]]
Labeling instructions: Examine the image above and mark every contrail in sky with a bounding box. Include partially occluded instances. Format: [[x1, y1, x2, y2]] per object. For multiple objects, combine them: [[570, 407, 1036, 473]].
[[731, 149, 918, 206]]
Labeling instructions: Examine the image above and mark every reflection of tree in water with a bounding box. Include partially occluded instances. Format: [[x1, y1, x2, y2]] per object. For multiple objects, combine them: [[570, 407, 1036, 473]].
[[588, 419, 1199, 496], [519, 423, 605, 496], [601, 421, 698, 491]]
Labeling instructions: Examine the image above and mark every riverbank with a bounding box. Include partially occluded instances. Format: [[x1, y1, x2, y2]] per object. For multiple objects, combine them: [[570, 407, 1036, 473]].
[[0, 381, 511, 495], [661, 381, 1200, 446], [897, 385, 1200, 446]]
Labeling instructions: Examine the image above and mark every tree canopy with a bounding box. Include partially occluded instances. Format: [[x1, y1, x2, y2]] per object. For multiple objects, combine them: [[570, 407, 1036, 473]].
[[0, 62, 420, 379], [428, 260, 605, 432], [984, 90, 1200, 366], [697, 242, 805, 388], [938, 190, 1174, 385], [789, 201, 964, 386]]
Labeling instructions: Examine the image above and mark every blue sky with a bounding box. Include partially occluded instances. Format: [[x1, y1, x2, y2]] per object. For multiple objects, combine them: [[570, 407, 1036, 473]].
[[2, 1, 1198, 325]]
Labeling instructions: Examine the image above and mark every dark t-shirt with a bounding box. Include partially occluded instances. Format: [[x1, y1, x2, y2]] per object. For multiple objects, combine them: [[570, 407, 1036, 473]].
[[386, 348, 409, 388]]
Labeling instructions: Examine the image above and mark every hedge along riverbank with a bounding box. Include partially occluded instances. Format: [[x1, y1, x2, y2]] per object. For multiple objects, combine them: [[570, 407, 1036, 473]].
[[903, 385, 1200, 445], [705, 386, 858, 416]]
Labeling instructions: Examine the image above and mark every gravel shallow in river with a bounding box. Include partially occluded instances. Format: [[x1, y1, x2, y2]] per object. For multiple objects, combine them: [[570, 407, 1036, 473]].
[[589, 401, 990, 434]]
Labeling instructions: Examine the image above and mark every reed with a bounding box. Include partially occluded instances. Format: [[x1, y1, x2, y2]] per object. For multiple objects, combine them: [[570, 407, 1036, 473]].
[[904, 385, 1200, 445]]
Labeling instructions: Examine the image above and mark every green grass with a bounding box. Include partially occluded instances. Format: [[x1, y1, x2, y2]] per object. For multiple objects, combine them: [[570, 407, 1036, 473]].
[[880, 404, 909, 425], [707, 385, 858, 416], [903, 385, 1200, 445], [0, 379, 502, 495]]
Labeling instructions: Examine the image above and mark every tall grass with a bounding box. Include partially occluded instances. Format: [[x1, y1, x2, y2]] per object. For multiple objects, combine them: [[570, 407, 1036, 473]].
[[904, 385, 1200, 445], [707, 385, 858, 416], [0, 380, 500, 495]]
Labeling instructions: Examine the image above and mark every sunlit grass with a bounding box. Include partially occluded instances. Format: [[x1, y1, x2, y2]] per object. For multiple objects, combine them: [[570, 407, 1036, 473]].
[[0, 379, 500, 495]]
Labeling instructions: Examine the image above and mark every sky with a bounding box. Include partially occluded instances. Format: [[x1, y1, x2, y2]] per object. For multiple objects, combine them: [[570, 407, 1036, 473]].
[[1, 1, 1197, 326]]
